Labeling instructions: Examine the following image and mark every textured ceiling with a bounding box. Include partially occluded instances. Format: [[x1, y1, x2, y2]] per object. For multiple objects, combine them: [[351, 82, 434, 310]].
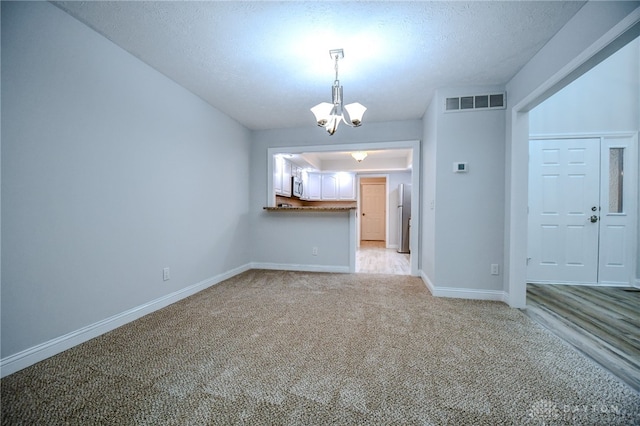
[[53, 1, 585, 131]]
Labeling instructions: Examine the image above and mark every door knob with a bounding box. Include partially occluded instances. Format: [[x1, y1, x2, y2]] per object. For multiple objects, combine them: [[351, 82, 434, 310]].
[[590, 215, 599, 223], [362, 213, 366, 216]]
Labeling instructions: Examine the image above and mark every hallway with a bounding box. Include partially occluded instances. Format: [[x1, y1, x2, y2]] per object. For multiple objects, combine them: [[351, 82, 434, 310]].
[[356, 241, 410, 275]]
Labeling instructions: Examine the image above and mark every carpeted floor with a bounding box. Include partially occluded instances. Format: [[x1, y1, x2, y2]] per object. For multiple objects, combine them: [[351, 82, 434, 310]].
[[2, 270, 639, 425]]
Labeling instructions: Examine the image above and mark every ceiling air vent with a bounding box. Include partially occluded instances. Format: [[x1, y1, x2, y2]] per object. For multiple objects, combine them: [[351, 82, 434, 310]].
[[445, 93, 505, 112]]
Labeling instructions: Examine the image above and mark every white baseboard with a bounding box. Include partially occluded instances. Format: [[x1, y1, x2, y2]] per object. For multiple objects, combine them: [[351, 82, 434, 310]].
[[249, 262, 350, 274], [634, 279, 640, 289], [419, 271, 508, 303], [0, 263, 252, 378], [529, 280, 634, 287]]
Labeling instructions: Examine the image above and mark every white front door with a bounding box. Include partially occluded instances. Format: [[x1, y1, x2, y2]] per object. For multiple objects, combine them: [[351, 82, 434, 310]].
[[527, 136, 637, 285]]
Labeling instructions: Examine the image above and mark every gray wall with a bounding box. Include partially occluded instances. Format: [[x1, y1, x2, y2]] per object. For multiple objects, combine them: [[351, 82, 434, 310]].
[[250, 121, 422, 269], [422, 87, 506, 292], [1, 2, 252, 358]]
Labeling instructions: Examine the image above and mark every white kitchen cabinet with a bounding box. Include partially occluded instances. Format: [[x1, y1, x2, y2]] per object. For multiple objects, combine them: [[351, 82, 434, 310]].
[[273, 156, 283, 194], [304, 172, 322, 200], [321, 174, 339, 200], [282, 160, 292, 197], [337, 173, 356, 200], [303, 172, 356, 201], [274, 156, 292, 197]]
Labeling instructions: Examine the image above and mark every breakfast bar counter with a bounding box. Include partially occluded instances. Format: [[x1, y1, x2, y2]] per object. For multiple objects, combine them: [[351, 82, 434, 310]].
[[263, 206, 356, 212]]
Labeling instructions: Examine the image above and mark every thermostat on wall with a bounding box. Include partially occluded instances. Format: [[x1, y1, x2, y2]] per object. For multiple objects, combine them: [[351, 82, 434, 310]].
[[453, 162, 468, 173]]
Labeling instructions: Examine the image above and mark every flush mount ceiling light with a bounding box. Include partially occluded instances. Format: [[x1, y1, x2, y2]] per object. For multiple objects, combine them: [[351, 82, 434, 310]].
[[310, 49, 367, 136], [351, 151, 368, 162]]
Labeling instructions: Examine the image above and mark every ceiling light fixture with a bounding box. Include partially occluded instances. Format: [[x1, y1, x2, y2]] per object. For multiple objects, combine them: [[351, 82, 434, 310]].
[[310, 49, 366, 136], [351, 151, 368, 162]]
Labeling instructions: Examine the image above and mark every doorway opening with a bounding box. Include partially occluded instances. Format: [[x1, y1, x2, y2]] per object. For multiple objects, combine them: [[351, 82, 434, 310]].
[[268, 140, 420, 276], [520, 34, 639, 390], [356, 175, 412, 275]]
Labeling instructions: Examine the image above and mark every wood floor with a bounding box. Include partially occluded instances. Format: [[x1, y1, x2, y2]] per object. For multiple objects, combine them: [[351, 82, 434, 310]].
[[525, 283, 640, 392], [356, 240, 410, 275]]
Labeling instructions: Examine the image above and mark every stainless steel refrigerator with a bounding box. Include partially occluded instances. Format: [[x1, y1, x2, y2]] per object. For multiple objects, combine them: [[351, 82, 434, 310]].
[[397, 183, 411, 253]]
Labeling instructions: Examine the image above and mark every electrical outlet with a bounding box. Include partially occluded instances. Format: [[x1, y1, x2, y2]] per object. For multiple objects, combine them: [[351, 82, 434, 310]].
[[491, 264, 499, 275], [163, 267, 171, 281], [312, 247, 318, 256]]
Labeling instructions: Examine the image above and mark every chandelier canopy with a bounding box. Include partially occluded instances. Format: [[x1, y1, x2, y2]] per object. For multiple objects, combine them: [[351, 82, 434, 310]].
[[310, 49, 366, 136]]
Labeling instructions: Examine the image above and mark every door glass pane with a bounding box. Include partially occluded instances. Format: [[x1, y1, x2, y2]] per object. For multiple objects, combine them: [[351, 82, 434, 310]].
[[608, 148, 624, 213]]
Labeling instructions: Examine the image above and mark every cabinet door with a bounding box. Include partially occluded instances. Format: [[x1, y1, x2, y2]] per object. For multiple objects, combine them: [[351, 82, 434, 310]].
[[321, 174, 338, 200], [338, 173, 356, 200], [273, 156, 283, 195], [305, 173, 322, 200], [282, 160, 292, 197]]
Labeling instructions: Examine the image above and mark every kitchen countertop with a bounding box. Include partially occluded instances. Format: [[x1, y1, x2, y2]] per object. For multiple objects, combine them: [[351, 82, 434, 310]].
[[263, 206, 356, 211]]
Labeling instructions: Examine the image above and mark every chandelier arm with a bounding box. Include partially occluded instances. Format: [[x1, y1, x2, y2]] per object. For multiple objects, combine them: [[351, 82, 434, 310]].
[[340, 115, 357, 127]]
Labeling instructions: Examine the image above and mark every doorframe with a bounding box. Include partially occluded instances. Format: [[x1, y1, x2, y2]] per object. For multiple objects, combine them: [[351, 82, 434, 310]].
[[527, 132, 638, 286], [506, 11, 640, 307], [267, 139, 420, 276], [357, 175, 390, 247]]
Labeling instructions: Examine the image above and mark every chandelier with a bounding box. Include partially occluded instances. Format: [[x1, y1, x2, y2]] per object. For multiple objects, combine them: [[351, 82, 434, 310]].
[[310, 49, 367, 136]]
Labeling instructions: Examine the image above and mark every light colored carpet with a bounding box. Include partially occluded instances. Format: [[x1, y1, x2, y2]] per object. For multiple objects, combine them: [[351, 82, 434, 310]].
[[2, 270, 639, 425]]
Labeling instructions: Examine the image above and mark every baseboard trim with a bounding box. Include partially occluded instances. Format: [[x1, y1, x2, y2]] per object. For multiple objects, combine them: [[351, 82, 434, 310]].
[[529, 280, 633, 287], [419, 271, 508, 303], [249, 262, 350, 274], [0, 263, 252, 378], [420, 270, 436, 295]]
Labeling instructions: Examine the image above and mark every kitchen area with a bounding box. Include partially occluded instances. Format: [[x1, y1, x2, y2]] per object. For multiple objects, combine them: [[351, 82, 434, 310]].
[[266, 151, 413, 274], [271, 154, 358, 210]]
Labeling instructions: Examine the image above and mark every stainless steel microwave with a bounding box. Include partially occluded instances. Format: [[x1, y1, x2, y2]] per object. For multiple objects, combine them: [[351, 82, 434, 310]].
[[292, 177, 303, 198]]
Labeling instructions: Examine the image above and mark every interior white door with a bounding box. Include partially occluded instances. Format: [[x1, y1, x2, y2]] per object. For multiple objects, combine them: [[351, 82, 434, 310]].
[[527, 138, 601, 284], [361, 183, 386, 241]]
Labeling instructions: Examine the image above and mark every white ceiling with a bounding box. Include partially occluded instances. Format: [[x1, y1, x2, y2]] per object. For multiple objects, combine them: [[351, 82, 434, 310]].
[[52, 1, 586, 131]]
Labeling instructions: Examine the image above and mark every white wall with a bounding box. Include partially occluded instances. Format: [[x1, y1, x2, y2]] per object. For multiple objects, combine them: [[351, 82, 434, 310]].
[[504, 2, 640, 307], [424, 87, 506, 295], [530, 38, 640, 134], [1, 2, 251, 360], [250, 121, 422, 271]]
